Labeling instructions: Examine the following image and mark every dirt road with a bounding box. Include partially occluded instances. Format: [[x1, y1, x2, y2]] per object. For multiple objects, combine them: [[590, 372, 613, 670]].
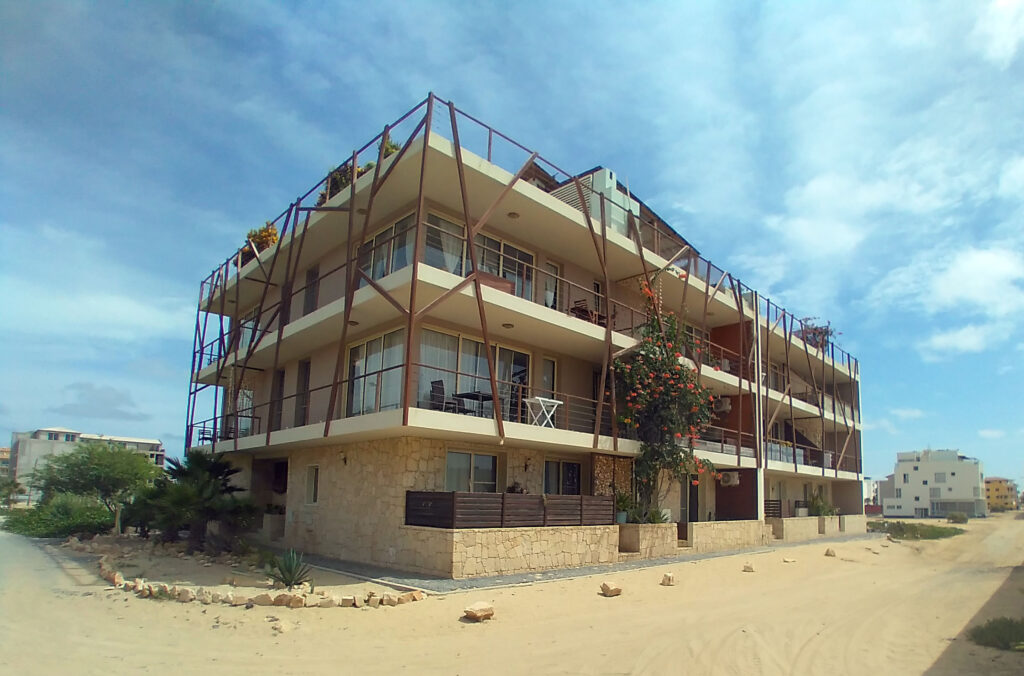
[[1, 513, 1021, 675]]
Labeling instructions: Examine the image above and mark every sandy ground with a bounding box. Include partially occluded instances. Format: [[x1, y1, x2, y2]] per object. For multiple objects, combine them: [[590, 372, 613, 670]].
[[1, 513, 1022, 676]]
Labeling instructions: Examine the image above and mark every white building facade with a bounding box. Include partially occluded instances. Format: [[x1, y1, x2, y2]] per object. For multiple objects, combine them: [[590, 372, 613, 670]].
[[882, 450, 986, 518]]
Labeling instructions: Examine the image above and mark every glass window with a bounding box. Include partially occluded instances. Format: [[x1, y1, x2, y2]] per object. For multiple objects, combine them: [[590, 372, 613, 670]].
[[390, 214, 415, 274], [473, 233, 502, 276], [501, 242, 533, 300], [425, 214, 465, 275], [543, 262, 560, 309], [346, 330, 405, 417], [541, 358, 556, 398], [305, 465, 319, 504], [544, 460, 581, 495], [294, 360, 311, 427], [934, 472, 945, 483], [419, 329, 459, 408], [444, 451, 497, 493], [303, 265, 319, 316]]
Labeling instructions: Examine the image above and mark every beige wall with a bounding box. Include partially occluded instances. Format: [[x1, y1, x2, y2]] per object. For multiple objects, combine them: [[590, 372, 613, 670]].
[[687, 520, 772, 554], [766, 516, 821, 542]]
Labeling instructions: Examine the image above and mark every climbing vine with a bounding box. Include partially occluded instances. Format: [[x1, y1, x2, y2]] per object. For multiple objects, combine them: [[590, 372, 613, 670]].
[[614, 280, 719, 515]]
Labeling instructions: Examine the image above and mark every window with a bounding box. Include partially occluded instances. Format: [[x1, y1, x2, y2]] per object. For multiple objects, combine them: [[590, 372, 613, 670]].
[[895, 488, 902, 498], [63, 434, 75, 442], [947, 487, 952, 492], [418, 328, 530, 422], [358, 214, 416, 286], [347, 330, 405, 417], [593, 281, 604, 315], [269, 369, 285, 431], [305, 465, 319, 504], [424, 214, 464, 275], [542, 262, 560, 309], [541, 358, 557, 398], [922, 480, 928, 485], [973, 487, 981, 498], [930, 487, 940, 498], [913, 466, 919, 471], [914, 496, 920, 502], [445, 451, 497, 492], [303, 265, 319, 316], [295, 360, 311, 427], [903, 473, 909, 484], [934, 472, 945, 483], [544, 460, 581, 495], [47, 432, 59, 441], [951, 472, 956, 477]]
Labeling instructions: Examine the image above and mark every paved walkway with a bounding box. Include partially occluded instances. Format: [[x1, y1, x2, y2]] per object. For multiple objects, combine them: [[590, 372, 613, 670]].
[[299, 530, 886, 594]]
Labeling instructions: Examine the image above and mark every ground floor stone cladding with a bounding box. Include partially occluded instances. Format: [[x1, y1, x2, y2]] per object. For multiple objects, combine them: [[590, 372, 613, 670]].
[[451, 526, 619, 578], [686, 520, 773, 554], [618, 523, 678, 559], [766, 516, 822, 542], [839, 514, 867, 534], [818, 515, 841, 535]]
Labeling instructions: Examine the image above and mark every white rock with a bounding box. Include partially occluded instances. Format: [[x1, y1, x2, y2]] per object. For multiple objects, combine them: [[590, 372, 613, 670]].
[[742, 563, 755, 573], [661, 573, 675, 586], [824, 548, 836, 557], [600, 581, 622, 597]]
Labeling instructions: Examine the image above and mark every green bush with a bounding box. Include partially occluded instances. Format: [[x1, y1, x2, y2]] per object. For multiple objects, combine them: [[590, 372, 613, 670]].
[[967, 617, 1024, 651], [866, 520, 964, 540], [2, 493, 113, 538], [268, 549, 313, 590], [946, 512, 969, 524]]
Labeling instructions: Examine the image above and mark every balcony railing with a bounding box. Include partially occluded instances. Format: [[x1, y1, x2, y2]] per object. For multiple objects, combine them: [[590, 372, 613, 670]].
[[765, 438, 859, 472], [405, 491, 615, 529]]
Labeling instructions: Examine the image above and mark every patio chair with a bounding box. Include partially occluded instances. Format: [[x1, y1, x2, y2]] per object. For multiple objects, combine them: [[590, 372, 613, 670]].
[[430, 380, 470, 414]]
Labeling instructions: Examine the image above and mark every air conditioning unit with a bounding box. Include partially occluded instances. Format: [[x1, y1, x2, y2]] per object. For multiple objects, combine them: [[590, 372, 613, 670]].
[[713, 398, 732, 413], [720, 471, 740, 487]]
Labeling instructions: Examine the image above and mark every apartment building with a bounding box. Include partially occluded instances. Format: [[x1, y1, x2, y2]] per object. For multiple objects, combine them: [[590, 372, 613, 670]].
[[985, 477, 1019, 511], [881, 450, 986, 518], [0, 447, 10, 477], [187, 94, 864, 578], [10, 427, 165, 501]]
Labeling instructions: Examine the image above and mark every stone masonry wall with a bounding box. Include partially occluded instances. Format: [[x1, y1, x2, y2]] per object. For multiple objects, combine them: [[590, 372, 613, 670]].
[[819, 515, 841, 535], [450, 526, 619, 578], [618, 523, 678, 559], [687, 520, 773, 554]]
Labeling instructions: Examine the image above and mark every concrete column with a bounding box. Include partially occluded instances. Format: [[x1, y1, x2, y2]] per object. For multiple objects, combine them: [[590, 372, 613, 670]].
[[756, 467, 766, 520]]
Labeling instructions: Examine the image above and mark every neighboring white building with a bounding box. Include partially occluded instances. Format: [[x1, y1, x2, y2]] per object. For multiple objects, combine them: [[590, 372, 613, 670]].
[[882, 450, 986, 518], [10, 427, 165, 502]]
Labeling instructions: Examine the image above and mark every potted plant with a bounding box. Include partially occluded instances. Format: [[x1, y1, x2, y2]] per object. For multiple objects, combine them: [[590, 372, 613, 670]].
[[615, 491, 632, 524], [239, 222, 278, 266]]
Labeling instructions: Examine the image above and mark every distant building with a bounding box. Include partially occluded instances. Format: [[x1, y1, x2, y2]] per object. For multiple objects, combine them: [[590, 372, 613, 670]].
[[0, 447, 10, 477], [10, 427, 165, 502], [881, 450, 986, 518], [985, 477, 1019, 511]]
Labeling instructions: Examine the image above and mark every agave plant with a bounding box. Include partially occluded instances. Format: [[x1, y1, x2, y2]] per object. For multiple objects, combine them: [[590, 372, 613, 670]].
[[268, 549, 313, 590]]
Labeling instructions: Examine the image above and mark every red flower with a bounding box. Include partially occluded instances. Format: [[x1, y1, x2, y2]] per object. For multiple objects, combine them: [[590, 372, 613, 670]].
[[674, 432, 682, 438], [691, 480, 699, 486], [713, 366, 720, 372], [687, 383, 695, 390]]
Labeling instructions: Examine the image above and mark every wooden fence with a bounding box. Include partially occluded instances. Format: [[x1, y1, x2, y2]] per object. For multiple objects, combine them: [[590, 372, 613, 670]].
[[405, 491, 615, 529]]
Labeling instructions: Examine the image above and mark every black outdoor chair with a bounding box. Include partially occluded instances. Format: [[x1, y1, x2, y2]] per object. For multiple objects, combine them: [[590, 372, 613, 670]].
[[430, 380, 470, 414]]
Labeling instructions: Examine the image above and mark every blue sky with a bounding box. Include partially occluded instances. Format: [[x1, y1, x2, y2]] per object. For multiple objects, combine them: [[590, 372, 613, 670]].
[[1, 1, 1021, 485]]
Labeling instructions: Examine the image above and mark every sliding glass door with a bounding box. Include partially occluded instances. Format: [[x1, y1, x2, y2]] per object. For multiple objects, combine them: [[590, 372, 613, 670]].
[[346, 329, 405, 417]]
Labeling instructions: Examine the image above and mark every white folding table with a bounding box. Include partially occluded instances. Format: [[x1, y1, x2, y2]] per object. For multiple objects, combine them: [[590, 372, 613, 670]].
[[525, 396, 562, 428]]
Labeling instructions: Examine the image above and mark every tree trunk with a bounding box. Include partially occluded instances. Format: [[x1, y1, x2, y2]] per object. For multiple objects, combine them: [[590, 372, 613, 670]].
[[186, 517, 207, 554], [114, 504, 122, 535]]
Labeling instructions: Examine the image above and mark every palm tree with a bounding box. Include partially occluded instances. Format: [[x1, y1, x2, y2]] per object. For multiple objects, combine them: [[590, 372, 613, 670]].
[[162, 451, 244, 553], [0, 477, 26, 508]]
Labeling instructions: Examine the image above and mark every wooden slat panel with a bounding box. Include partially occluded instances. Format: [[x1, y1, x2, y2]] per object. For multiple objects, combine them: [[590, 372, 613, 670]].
[[581, 495, 614, 525], [405, 491, 454, 528], [453, 492, 502, 528], [502, 493, 544, 527], [544, 495, 583, 526]]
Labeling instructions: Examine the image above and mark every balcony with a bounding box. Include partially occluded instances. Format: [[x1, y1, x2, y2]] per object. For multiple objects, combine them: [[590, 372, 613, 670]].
[[765, 439, 859, 474]]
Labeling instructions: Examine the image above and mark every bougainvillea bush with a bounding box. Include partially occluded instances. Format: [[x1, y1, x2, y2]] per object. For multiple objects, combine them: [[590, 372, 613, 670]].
[[614, 282, 719, 515]]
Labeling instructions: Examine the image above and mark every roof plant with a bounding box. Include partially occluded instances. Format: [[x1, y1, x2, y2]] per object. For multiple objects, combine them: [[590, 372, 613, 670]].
[[316, 135, 401, 206], [613, 279, 719, 518], [240, 221, 278, 266]]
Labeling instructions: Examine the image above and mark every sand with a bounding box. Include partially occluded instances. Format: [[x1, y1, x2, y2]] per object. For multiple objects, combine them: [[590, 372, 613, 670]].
[[1, 512, 1022, 676]]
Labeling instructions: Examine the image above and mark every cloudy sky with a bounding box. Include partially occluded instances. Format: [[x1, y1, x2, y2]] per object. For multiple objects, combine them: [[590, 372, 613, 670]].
[[1, 1, 1021, 484]]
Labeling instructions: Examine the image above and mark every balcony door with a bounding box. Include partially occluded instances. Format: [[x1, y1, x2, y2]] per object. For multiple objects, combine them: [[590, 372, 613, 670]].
[[346, 330, 405, 417]]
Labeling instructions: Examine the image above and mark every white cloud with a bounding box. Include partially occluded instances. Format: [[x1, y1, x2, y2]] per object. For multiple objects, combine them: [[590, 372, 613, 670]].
[[929, 247, 1024, 317], [890, 408, 926, 420], [998, 156, 1024, 197], [916, 322, 1009, 360], [971, 0, 1024, 69], [978, 428, 1006, 439]]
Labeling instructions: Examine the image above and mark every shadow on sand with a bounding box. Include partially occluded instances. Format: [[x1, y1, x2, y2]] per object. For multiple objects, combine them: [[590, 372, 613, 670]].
[[922, 564, 1024, 675]]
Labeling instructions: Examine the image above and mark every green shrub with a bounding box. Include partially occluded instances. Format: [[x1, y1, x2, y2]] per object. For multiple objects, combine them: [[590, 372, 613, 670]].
[[967, 617, 1024, 651], [946, 512, 969, 524], [866, 520, 964, 540], [268, 549, 313, 590], [2, 493, 113, 538]]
